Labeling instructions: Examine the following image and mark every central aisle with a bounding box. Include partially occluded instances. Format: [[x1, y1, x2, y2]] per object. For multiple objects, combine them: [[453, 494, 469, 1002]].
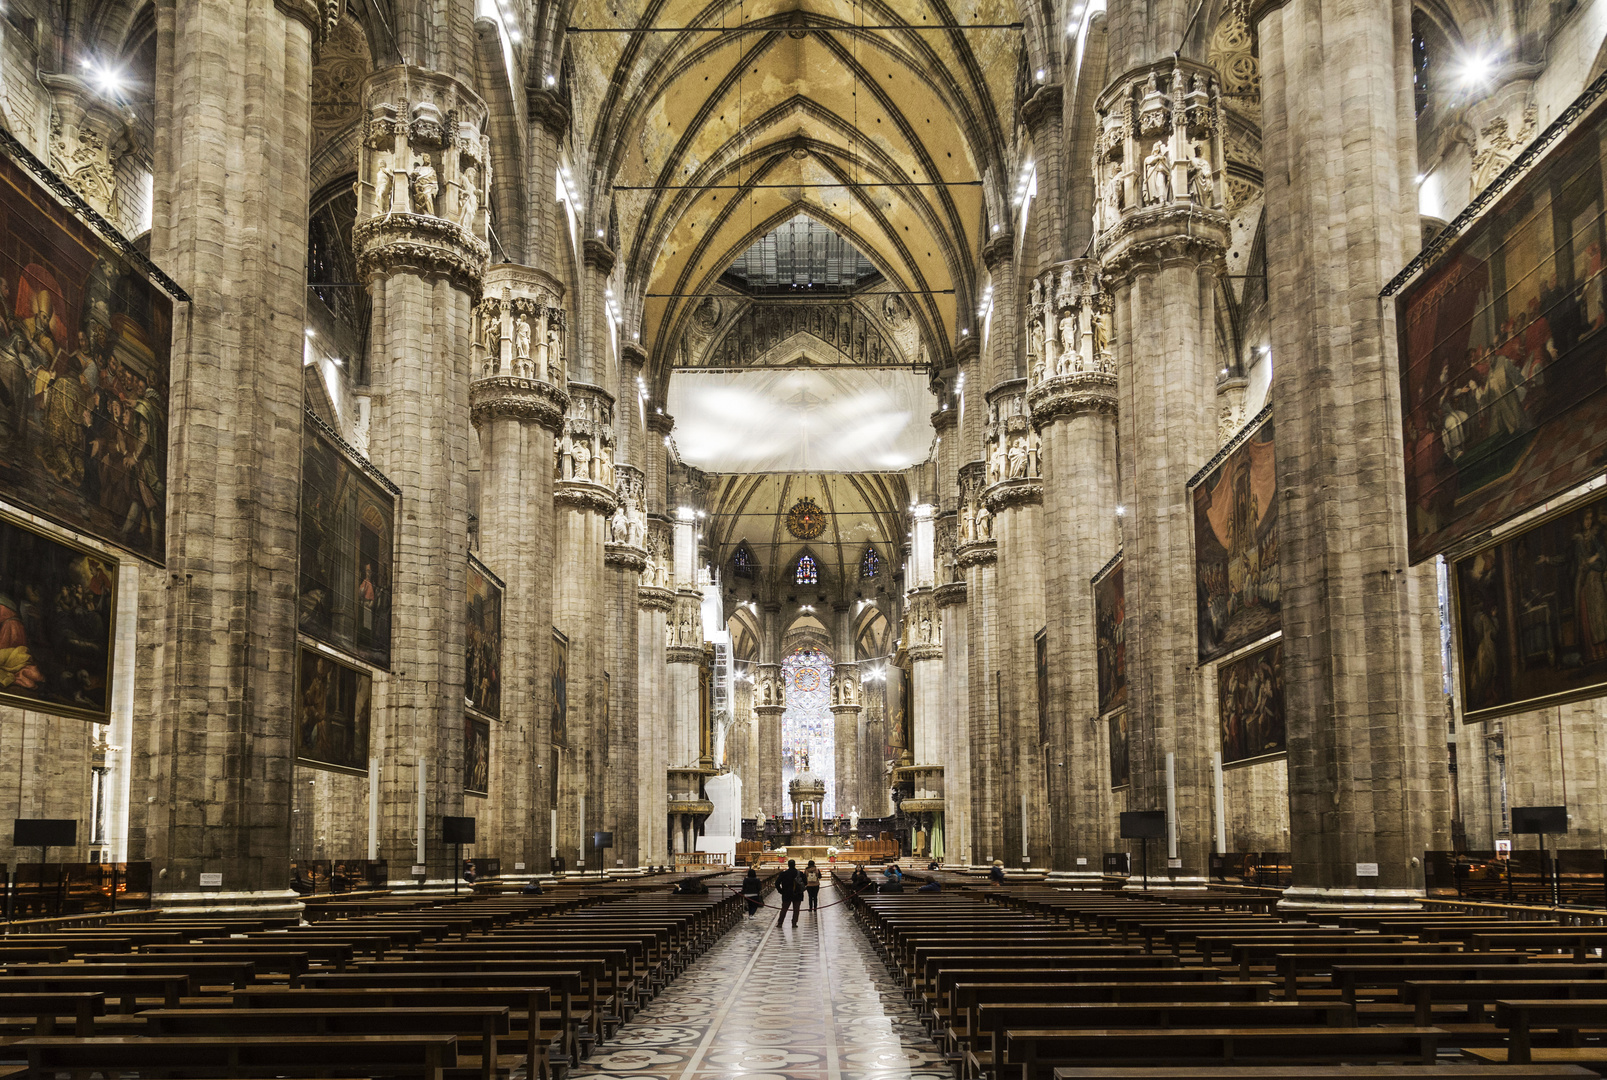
[[574, 882, 949, 1080]]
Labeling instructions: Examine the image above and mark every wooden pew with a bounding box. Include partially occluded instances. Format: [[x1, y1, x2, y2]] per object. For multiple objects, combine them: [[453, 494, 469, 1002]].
[[0, 991, 104, 1035], [1400, 977, 1607, 1024], [1050, 1066, 1601, 1080], [1492, 999, 1607, 1065], [0, 972, 193, 1011], [8, 1033, 458, 1080]]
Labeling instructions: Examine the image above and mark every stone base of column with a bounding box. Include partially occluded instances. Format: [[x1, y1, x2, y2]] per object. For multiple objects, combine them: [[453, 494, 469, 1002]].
[[1278, 887, 1424, 913], [150, 891, 306, 916], [1123, 875, 1213, 891], [1042, 870, 1106, 885]]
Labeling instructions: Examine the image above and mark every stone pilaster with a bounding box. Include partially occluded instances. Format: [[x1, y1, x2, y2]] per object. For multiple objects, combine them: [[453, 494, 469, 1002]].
[[470, 264, 568, 872], [638, 521, 674, 864], [1021, 83, 1067, 267], [958, 461, 1002, 864], [935, 579, 970, 862], [604, 464, 647, 867], [552, 385, 617, 870], [754, 660, 785, 822], [1029, 260, 1119, 874], [1096, 56, 1230, 883], [356, 61, 490, 879], [1256, 0, 1450, 903], [983, 382, 1047, 867], [831, 664, 861, 818], [524, 87, 570, 269], [131, 0, 316, 896]]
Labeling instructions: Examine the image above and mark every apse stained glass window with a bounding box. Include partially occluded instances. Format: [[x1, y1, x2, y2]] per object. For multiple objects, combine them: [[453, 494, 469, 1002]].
[[781, 647, 836, 817], [795, 554, 818, 585], [860, 546, 880, 578], [733, 543, 755, 579]]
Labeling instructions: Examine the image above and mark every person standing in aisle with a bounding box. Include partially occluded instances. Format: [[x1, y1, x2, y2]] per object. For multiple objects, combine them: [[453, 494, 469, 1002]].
[[804, 860, 822, 911], [775, 859, 803, 927], [741, 866, 763, 916]]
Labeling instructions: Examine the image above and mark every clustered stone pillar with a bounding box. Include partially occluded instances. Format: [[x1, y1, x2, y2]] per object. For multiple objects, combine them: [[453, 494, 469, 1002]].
[[1255, 0, 1450, 901], [552, 386, 616, 871], [831, 664, 861, 820], [958, 460, 1002, 863], [665, 589, 706, 854], [1028, 260, 1119, 875], [1094, 57, 1230, 882], [133, 0, 321, 895], [356, 62, 491, 879], [470, 264, 568, 870], [603, 459, 648, 869], [754, 661, 785, 823]]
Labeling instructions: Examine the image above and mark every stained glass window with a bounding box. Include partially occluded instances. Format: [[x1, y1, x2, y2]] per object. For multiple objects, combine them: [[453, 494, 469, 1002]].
[[795, 554, 818, 585], [860, 546, 880, 578], [733, 543, 755, 579], [782, 647, 836, 817]]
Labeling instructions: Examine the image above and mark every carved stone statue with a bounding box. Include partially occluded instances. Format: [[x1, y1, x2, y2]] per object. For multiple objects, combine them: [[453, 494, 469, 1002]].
[[610, 502, 629, 544], [831, 682, 840, 705], [920, 612, 932, 642], [410, 156, 439, 216], [990, 439, 1007, 483], [1028, 320, 1044, 361], [1032, 356, 1046, 385], [975, 504, 993, 541], [458, 164, 479, 228], [850, 806, 859, 832], [1059, 314, 1078, 371], [516, 319, 532, 359], [1187, 144, 1213, 204], [1143, 141, 1171, 205], [571, 439, 591, 482], [599, 444, 614, 486], [1008, 436, 1028, 479], [374, 151, 396, 213], [1094, 310, 1112, 356]]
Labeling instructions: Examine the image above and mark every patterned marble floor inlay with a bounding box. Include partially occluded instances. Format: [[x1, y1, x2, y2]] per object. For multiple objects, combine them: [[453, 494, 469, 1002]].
[[570, 884, 949, 1080]]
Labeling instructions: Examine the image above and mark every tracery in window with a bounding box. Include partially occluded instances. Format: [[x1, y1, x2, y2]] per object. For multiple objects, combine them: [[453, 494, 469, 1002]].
[[795, 554, 818, 585]]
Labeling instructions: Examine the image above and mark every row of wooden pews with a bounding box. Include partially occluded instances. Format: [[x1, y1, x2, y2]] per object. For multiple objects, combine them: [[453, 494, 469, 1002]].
[[0, 871, 760, 1080], [843, 874, 1607, 1080]]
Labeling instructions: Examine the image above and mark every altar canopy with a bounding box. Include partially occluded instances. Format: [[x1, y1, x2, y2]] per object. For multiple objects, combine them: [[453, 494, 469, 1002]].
[[667, 367, 934, 473]]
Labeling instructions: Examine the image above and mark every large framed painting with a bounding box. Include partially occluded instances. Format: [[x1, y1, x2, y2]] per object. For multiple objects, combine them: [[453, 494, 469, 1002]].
[[0, 154, 173, 563], [296, 646, 372, 775], [464, 714, 489, 797], [0, 510, 117, 722], [884, 663, 910, 764], [1093, 555, 1127, 715], [1108, 710, 1130, 790], [1035, 627, 1049, 745], [1192, 413, 1280, 662], [1452, 486, 1607, 719], [1217, 639, 1286, 766], [551, 627, 568, 746], [299, 417, 395, 668], [466, 557, 502, 719], [1397, 89, 1607, 562]]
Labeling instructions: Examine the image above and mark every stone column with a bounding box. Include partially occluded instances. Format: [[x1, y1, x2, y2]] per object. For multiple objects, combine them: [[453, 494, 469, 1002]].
[[357, 63, 490, 879], [1256, 0, 1450, 901], [636, 554, 674, 866], [935, 579, 971, 863], [524, 88, 569, 268], [1028, 260, 1120, 875], [133, 0, 320, 896], [958, 462, 1003, 864], [470, 265, 567, 871], [754, 662, 785, 824], [665, 589, 707, 844], [604, 462, 646, 868], [1022, 82, 1068, 267], [831, 664, 861, 819], [1095, 58, 1230, 883], [983, 382, 1047, 867]]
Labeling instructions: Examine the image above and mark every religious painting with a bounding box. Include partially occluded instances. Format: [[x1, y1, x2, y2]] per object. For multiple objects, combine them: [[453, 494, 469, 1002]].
[[465, 557, 502, 719], [551, 627, 568, 746], [0, 510, 117, 722], [464, 714, 489, 797], [0, 153, 173, 563], [1217, 639, 1286, 765], [884, 663, 909, 766], [296, 646, 372, 775], [1035, 628, 1049, 746], [298, 418, 395, 668], [1398, 92, 1607, 563], [1193, 414, 1280, 662], [1452, 487, 1607, 719], [1108, 710, 1129, 789], [1093, 556, 1127, 715]]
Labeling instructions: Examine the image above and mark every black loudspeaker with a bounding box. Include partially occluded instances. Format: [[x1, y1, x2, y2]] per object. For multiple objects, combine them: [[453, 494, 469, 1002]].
[[14, 819, 76, 847], [442, 816, 476, 844], [1119, 810, 1167, 839], [593, 831, 614, 848], [1511, 806, 1567, 834]]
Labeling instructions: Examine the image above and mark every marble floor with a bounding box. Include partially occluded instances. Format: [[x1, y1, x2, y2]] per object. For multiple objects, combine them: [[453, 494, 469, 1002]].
[[572, 883, 949, 1080]]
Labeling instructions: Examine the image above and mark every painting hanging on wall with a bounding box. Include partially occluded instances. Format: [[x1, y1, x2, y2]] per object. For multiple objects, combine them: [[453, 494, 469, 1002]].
[[1397, 90, 1607, 563], [1193, 413, 1280, 662], [299, 416, 395, 668], [551, 627, 568, 747], [465, 557, 502, 719], [1093, 555, 1127, 715], [884, 662, 910, 766], [464, 714, 489, 797], [1035, 627, 1049, 746], [1452, 486, 1607, 719], [0, 510, 117, 722], [296, 646, 372, 775], [1108, 710, 1129, 789], [0, 154, 173, 563], [1217, 639, 1286, 766]]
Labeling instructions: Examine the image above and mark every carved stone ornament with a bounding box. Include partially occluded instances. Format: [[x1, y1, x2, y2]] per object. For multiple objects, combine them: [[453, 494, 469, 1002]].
[[554, 480, 619, 513], [956, 540, 998, 568], [469, 376, 568, 431], [638, 585, 676, 611], [934, 580, 968, 608], [354, 212, 490, 288], [984, 476, 1044, 513]]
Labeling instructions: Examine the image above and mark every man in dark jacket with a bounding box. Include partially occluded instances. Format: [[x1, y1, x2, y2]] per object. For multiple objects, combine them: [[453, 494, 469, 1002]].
[[775, 859, 803, 927], [741, 867, 763, 916]]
